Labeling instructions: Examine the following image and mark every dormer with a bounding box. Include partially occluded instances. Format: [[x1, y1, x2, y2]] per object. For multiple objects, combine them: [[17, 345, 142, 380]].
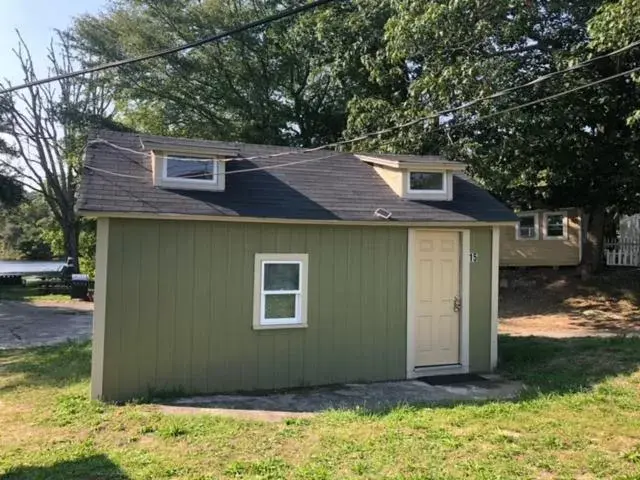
[[357, 154, 466, 201], [149, 142, 239, 192]]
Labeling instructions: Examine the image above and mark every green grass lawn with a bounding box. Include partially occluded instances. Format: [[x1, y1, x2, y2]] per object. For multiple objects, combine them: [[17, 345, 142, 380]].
[[0, 285, 72, 303], [1, 336, 639, 479]]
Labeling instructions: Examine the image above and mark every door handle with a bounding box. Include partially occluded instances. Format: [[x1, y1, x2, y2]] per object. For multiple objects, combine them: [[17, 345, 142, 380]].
[[453, 296, 461, 313]]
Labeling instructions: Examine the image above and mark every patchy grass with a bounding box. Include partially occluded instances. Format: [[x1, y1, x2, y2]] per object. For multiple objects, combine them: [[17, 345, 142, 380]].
[[1, 338, 640, 479], [0, 285, 73, 303]]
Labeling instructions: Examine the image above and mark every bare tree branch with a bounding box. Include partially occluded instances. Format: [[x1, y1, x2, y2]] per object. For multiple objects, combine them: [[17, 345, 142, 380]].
[[0, 28, 115, 267]]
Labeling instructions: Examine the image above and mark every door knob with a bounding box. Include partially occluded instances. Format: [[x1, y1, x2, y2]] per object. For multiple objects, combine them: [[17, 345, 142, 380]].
[[453, 296, 461, 312]]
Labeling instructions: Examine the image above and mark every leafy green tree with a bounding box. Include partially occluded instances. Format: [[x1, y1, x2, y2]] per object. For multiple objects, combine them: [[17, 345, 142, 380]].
[[72, 0, 353, 146], [342, 0, 640, 273], [589, 0, 640, 124], [0, 192, 55, 260]]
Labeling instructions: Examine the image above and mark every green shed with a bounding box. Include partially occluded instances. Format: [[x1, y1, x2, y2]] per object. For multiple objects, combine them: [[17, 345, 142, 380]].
[[79, 130, 517, 401]]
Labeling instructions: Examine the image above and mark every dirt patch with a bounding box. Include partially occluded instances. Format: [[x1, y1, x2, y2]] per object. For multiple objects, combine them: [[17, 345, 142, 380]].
[[499, 268, 640, 337]]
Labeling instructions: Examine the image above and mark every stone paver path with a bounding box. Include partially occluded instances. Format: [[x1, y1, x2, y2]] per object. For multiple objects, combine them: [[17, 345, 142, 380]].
[[0, 301, 93, 349]]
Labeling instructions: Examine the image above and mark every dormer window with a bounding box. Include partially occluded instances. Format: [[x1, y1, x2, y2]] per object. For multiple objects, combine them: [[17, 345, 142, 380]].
[[163, 155, 219, 184], [408, 172, 445, 192], [404, 170, 452, 200], [357, 154, 461, 202], [152, 147, 235, 192]]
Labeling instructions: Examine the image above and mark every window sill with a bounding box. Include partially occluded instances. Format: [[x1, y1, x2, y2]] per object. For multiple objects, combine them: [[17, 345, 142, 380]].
[[157, 178, 224, 191], [253, 323, 308, 331]]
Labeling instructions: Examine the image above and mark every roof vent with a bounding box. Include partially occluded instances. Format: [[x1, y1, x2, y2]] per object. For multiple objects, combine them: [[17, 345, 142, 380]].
[[374, 208, 393, 220]]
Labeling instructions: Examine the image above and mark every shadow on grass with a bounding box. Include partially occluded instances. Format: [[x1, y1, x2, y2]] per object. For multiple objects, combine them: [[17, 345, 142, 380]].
[[0, 454, 128, 479], [499, 268, 640, 332], [498, 334, 640, 395], [339, 334, 640, 418], [0, 341, 91, 392]]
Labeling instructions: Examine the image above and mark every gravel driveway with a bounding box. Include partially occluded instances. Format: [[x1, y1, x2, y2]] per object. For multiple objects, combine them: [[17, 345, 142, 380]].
[[0, 301, 93, 349]]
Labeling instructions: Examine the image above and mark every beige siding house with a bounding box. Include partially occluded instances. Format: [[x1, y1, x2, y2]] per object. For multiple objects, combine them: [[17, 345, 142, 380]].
[[500, 209, 582, 267], [80, 130, 517, 401]]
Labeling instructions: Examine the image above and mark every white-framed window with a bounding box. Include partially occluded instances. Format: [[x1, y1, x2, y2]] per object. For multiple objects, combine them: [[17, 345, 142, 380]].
[[516, 213, 539, 240], [407, 171, 445, 193], [253, 253, 308, 329], [162, 155, 219, 184], [543, 211, 568, 240], [403, 170, 451, 200]]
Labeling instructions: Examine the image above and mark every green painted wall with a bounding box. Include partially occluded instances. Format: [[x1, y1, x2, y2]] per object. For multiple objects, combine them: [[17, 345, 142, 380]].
[[92, 219, 496, 401], [94, 219, 409, 401], [468, 228, 493, 372]]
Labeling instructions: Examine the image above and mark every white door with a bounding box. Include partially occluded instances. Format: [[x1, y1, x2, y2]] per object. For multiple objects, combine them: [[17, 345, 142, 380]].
[[413, 230, 461, 367]]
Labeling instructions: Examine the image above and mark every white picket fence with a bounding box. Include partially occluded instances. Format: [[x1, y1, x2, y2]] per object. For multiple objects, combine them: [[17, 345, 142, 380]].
[[605, 239, 640, 267]]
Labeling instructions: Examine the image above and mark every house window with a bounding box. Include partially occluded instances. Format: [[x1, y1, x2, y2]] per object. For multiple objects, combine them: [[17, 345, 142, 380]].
[[543, 212, 568, 240], [254, 254, 308, 329], [163, 155, 219, 184], [516, 213, 539, 240], [408, 172, 445, 192]]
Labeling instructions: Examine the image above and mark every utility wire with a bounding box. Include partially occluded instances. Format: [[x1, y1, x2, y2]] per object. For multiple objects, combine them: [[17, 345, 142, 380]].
[[0, 0, 335, 95], [84, 151, 343, 179], [121, 38, 639, 165], [85, 64, 640, 181]]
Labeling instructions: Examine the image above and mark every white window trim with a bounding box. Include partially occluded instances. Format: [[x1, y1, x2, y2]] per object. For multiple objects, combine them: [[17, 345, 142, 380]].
[[515, 212, 539, 241], [403, 170, 452, 200], [161, 155, 220, 187], [253, 253, 309, 330], [543, 211, 568, 240]]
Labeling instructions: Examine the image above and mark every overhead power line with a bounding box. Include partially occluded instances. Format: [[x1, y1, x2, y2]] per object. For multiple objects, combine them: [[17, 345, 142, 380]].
[[86, 64, 640, 181], [0, 0, 335, 95], [131, 38, 639, 166], [84, 151, 343, 179]]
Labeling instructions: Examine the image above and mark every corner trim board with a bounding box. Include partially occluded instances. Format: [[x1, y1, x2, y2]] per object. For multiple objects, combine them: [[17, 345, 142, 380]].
[[490, 226, 500, 370], [91, 217, 110, 400]]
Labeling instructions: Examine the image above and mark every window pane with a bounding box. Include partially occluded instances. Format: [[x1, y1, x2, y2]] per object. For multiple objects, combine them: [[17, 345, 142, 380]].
[[547, 215, 565, 237], [518, 216, 536, 238], [264, 263, 300, 291], [265, 294, 296, 319], [166, 156, 215, 180], [409, 172, 444, 191]]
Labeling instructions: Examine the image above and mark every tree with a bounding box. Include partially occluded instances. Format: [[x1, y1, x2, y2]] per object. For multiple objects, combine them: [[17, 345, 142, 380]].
[[589, 0, 640, 124], [0, 30, 115, 268], [0, 174, 22, 210], [71, 0, 353, 147], [0, 192, 55, 260], [340, 0, 640, 273]]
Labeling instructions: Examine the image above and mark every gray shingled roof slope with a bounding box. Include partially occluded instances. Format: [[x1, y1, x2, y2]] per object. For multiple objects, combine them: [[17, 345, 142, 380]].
[[78, 130, 517, 223]]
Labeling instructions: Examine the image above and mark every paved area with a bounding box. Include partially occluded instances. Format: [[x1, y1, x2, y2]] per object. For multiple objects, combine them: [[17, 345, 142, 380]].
[[0, 301, 93, 349], [160, 375, 523, 421]]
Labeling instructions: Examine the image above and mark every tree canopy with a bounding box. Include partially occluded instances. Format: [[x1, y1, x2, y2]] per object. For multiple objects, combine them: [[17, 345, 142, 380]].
[[72, 0, 370, 146], [334, 0, 640, 271], [66, 0, 640, 271]]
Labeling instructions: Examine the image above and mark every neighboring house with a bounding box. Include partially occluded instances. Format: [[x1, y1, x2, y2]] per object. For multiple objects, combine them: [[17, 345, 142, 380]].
[[78, 130, 516, 402], [500, 209, 582, 267]]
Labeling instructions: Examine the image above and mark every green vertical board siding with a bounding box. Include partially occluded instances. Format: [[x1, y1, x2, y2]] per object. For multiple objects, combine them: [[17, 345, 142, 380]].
[[98, 219, 408, 401], [468, 228, 493, 372]]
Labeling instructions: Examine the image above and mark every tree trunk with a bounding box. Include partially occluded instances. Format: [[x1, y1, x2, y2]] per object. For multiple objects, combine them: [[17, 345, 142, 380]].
[[580, 206, 606, 278], [62, 217, 80, 273]]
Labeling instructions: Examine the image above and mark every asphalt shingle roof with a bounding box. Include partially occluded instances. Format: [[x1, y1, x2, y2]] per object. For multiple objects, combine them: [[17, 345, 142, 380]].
[[78, 130, 517, 223]]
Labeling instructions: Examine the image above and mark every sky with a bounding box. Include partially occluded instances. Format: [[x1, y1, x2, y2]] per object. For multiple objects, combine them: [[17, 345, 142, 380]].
[[0, 0, 106, 84]]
